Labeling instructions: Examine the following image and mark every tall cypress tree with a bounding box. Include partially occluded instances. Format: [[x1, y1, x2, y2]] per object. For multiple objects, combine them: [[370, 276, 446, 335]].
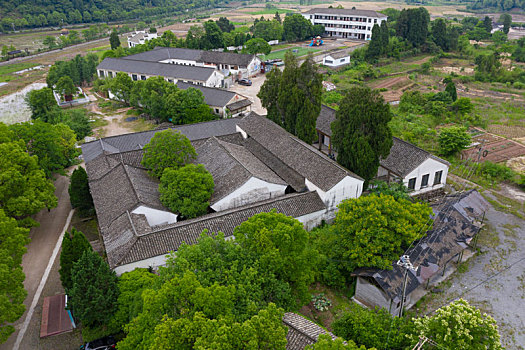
[[68, 166, 94, 217], [432, 18, 448, 50], [332, 87, 393, 188], [296, 55, 322, 143], [69, 250, 119, 327], [109, 30, 121, 50], [366, 24, 382, 61], [379, 21, 389, 55], [59, 228, 93, 292]]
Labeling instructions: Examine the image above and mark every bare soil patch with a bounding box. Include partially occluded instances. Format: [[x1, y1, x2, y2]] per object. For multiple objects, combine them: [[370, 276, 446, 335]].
[[369, 75, 414, 102], [488, 124, 525, 140]]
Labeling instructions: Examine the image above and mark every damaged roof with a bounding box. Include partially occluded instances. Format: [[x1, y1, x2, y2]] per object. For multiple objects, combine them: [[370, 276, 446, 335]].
[[352, 190, 489, 301], [283, 312, 338, 350]]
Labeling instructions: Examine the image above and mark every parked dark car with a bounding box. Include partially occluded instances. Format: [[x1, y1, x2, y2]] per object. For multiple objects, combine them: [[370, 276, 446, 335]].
[[79, 335, 116, 350], [237, 78, 252, 86]]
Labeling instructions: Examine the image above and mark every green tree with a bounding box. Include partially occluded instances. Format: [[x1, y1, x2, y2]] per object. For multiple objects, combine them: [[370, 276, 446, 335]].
[[108, 72, 133, 104], [233, 211, 318, 305], [369, 180, 411, 201], [165, 87, 214, 125], [26, 87, 60, 122], [159, 164, 214, 218], [331, 194, 432, 272], [109, 30, 121, 50], [332, 86, 393, 187], [438, 126, 471, 156], [68, 167, 94, 216], [69, 250, 119, 327], [492, 30, 507, 45], [432, 18, 448, 50], [0, 141, 57, 223], [9, 121, 79, 177], [309, 334, 368, 349], [444, 77, 457, 101], [396, 7, 430, 46], [283, 14, 313, 42], [253, 20, 283, 41], [365, 24, 382, 61], [500, 14, 512, 34], [59, 228, 93, 292], [258, 51, 322, 143], [483, 16, 493, 33], [141, 129, 197, 178], [216, 17, 235, 33], [0, 210, 29, 344], [43, 36, 56, 49], [411, 299, 503, 349], [244, 37, 271, 55], [274, 11, 282, 24], [59, 108, 92, 140], [332, 303, 413, 349], [55, 75, 77, 97], [379, 20, 389, 54], [202, 20, 224, 49]]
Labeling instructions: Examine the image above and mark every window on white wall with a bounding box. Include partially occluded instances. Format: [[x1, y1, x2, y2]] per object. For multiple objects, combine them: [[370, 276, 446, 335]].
[[434, 170, 443, 185], [421, 174, 429, 188], [408, 178, 416, 190]]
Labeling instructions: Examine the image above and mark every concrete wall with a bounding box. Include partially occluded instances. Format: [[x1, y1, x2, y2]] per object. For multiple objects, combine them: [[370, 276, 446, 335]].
[[205, 70, 224, 88], [355, 277, 393, 311], [114, 253, 167, 276], [211, 177, 287, 212], [403, 158, 449, 196], [131, 205, 177, 226]]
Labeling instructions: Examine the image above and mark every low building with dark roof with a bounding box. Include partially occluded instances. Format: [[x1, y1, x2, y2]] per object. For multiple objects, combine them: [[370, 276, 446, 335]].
[[302, 8, 388, 40], [127, 30, 158, 48], [283, 313, 339, 349], [81, 113, 363, 274], [98, 57, 224, 87], [352, 190, 488, 316], [121, 46, 262, 80], [314, 105, 450, 196], [176, 82, 251, 118]]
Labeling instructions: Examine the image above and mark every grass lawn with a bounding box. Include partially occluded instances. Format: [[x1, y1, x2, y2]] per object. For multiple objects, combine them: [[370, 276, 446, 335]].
[[246, 8, 295, 15], [261, 47, 320, 60], [0, 62, 41, 82]]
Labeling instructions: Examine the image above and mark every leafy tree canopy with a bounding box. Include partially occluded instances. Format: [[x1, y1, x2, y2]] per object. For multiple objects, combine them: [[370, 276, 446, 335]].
[[141, 129, 197, 178], [0, 210, 29, 344], [68, 167, 94, 216], [411, 299, 503, 349], [159, 164, 214, 219], [331, 194, 432, 272], [109, 30, 121, 50], [244, 37, 271, 55], [438, 126, 471, 156]]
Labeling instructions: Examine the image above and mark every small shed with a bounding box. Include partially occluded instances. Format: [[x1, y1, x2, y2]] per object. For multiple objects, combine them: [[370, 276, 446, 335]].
[[40, 294, 75, 337], [322, 51, 350, 67]]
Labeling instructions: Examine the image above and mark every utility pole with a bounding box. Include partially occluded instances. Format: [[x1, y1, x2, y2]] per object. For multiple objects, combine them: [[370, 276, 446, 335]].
[[411, 336, 428, 350], [397, 254, 417, 318]]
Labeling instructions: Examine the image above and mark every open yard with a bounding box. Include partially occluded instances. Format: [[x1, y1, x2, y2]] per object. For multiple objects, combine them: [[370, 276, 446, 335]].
[[261, 47, 321, 60]]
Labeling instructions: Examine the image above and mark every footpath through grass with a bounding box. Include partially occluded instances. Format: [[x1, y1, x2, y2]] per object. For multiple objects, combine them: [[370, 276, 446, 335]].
[[261, 47, 320, 60]]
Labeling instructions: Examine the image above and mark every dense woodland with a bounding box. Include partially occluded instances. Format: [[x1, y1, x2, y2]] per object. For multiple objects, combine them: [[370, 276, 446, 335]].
[[0, 0, 231, 31]]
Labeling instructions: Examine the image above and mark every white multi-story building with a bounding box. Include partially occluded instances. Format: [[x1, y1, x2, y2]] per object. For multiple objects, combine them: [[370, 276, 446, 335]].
[[302, 8, 387, 40]]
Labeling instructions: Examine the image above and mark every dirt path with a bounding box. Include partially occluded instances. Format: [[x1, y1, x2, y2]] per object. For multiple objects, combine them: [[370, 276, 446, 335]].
[[0, 172, 73, 350]]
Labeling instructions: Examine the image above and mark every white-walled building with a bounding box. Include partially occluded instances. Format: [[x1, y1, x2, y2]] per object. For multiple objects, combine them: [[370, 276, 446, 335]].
[[81, 113, 363, 275], [322, 51, 351, 67], [302, 8, 387, 40], [315, 105, 449, 196], [127, 30, 158, 48]]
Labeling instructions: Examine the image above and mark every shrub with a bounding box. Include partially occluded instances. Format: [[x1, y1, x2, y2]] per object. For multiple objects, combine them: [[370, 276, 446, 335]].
[[311, 293, 332, 312], [438, 126, 471, 156]]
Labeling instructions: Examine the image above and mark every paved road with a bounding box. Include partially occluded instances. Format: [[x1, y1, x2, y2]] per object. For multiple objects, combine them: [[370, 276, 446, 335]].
[[0, 173, 72, 350]]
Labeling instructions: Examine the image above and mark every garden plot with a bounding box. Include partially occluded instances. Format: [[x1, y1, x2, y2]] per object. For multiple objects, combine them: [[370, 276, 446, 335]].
[[463, 133, 525, 163], [368, 75, 415, 102]]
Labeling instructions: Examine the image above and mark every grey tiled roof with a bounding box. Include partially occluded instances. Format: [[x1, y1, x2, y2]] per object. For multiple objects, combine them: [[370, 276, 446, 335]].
[[196, 137, 286, 204], [237, 113, 362, 191], [380, 137, 450, 178], [327, 51, 350, 59], [97, 57, 217, 81], [353, 190, 488, 301], [114, 191, 326, 267], [302, 8, 386, 18], [81, 118, 240, 162], [226, 98, 252, 111], [316, 105, 336, 136], [89, 162, 165, 229], [176, 81, 237, 107], [283, 313, 338, 350], [121, 47, 257, 67]]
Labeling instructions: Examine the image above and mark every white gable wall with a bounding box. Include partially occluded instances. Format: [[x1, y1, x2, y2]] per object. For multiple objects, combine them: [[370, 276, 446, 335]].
[[114, 253, 167, 276], [211, 177, 287, 212], [205, 70, 224, 87], [131, 206, 177, 226], [323, 55, 350, 67], [305, 175, 363, 212], [403, 158, 449, 196]]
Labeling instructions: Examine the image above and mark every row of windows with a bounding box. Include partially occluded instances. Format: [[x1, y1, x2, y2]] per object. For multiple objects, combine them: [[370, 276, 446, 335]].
[[407, 170, 443, 190], [99, 70, 205, 86], [324, 23, 370, 30], [314, 15, 378, 23]]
